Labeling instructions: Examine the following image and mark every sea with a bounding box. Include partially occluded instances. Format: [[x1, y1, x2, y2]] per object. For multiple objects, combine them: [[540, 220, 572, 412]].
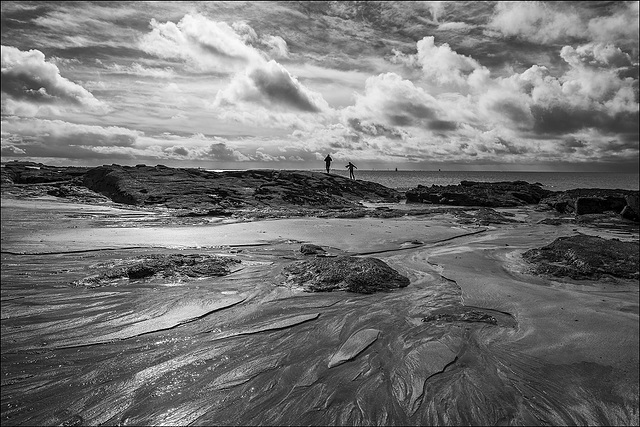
[[319, 170, 640, 192]]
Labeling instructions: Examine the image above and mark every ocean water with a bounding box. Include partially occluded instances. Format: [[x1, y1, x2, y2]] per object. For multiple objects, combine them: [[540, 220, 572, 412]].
[[324, 170, 639, 192]]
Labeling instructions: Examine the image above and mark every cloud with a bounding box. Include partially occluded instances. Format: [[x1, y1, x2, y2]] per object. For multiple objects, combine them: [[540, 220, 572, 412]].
[[586, 2, 639, 50], [139, 13, 290, 72], [391, 36, 484, 87], [260, 35, 289, 59], [104, 62, 176, 79], [437, 22, 472, 31], [489, 1, 639, 50], [140, 13, 325, 126], [139, 13, 264, 72], [1, 45, 106, 116], [214, 60, 329, 113], [343, 72, 457, 132], [560, 43, 635, 71]]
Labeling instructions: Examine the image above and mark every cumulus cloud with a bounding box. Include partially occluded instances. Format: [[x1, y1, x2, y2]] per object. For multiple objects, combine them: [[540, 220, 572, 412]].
[[1, 45, 106, 116], [489, 1, 639, 49], [260, 35, 289, 59], [391, 36, 485, 87], [139, 14, 265, 72], [214, 60, 329, 113], [139, 13, 290, 72], [140, 13, 326, 125], [468, 72, 636, 151], [488, 2, 584, 44], [559, 43, 636, 76], [343, 72, 457, 132]]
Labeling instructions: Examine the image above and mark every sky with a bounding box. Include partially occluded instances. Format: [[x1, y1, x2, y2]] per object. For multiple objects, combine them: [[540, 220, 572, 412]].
[[1, 1, 639, 172]]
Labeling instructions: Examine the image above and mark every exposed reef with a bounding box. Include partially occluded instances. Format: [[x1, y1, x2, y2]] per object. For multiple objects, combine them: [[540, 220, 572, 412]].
[[282, 256, 410, 293], [539, 188, 639, 221], [3, 162, 637, 223], [72, 254, 241, 287], [80, 164, 402, 209], [405, 180, 553, 207], [522, 234, 639, 280]]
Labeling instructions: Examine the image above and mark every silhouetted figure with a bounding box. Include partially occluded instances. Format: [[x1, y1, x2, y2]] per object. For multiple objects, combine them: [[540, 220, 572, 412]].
[[346, 161, 357, 180], [324, 154, 332, 173]]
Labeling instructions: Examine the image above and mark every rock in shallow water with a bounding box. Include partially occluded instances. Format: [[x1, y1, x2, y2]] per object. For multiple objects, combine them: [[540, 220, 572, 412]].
[[73, 254, 241, 287], [282, 256, 410, 293], [522, 234, 639, 280]]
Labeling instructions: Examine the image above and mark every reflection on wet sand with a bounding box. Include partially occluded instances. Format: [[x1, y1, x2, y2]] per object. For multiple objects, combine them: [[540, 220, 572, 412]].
[[1, 199, 638, 426]]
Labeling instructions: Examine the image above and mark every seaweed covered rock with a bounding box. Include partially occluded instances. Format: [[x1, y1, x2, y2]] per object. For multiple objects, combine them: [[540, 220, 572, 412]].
[[522, 234, 639, 280], [282, 256, 410, 293], [406, 181, 552, 207]]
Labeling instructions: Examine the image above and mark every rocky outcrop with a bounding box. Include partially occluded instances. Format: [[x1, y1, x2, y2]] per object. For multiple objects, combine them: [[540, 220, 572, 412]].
[[522, 234, 639, 280], [300, 244, 326, 255], [81, 165, 402, 210], [539, 188, 639, 222], [405, 181, 552, 207], [1, 162, 90, 185], [73, 254, 241, 287], [282, 256, 410, 293]]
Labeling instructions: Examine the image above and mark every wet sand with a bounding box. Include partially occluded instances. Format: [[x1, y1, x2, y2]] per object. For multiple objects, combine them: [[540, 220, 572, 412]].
[[1, 196, 638, 425]]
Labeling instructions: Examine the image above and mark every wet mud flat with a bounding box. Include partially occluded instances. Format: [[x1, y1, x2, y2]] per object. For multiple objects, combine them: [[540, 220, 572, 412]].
[[1, 197, 638, 426]]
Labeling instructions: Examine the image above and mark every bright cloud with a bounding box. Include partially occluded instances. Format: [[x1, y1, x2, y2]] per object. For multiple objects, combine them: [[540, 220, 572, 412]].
[[1, 45, 106, 116], [1, 1, 637, 170]]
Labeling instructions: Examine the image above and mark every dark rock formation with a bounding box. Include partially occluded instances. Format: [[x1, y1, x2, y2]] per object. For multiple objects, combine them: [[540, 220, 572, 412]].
[[73, 254, 241, 287], [300, 244, 326, 255], [406, 181, 552, 207], [1, 162, 90, 185], [282, 256, 410, 293], [540, 188, 639, 222], [522, 234, 639, 280], [80, 165, 401, 210]]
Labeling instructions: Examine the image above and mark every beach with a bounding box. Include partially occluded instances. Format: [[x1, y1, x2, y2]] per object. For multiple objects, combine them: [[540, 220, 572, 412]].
[[1, 169, 638, 426]]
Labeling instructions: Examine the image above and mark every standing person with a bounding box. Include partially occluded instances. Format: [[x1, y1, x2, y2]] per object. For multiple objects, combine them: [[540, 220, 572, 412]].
[[324, 154, 332, 173], [346, 161, 357, 180]]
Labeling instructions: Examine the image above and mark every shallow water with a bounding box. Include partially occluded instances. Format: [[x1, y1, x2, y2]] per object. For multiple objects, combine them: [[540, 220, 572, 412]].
[[1, 199, 638, 426]]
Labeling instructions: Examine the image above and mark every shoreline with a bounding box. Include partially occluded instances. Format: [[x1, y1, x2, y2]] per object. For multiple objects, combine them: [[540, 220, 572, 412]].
[[1, 163, 638, 425], [1, 194, 638, 425]]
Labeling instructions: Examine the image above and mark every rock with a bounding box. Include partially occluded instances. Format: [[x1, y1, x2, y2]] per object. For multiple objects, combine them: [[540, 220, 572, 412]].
[[575, 196, 626, 215], [81, 165, 402, 210], [540, 189, 639, 222], [282, 256, 410, 293], [328, 328, 381, 368], [522, 234, 639, 280], [622, 194, 639, 221], [300, 244, 326, 255], [406, 181, 552, 207], [73, 254, 241, 287]]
